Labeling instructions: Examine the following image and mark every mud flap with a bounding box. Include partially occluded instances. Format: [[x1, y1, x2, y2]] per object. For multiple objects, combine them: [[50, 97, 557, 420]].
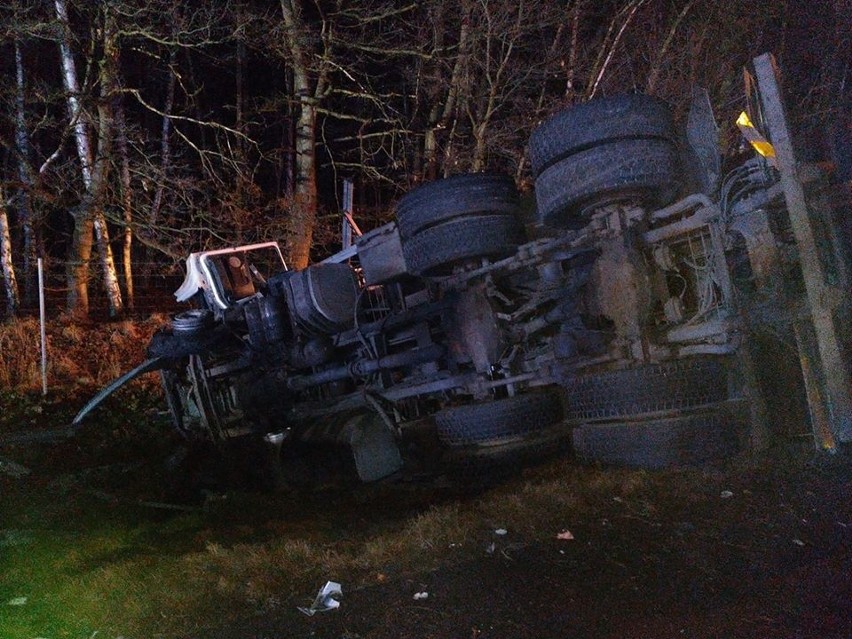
[[338, 413, 403, 482]]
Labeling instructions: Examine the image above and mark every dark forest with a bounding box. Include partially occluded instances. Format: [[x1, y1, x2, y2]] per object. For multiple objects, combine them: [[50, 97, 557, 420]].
[[0, 0, 847, 318]]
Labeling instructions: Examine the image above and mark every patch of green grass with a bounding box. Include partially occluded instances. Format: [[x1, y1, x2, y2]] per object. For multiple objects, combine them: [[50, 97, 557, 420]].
[[1, 519, 185, 637]]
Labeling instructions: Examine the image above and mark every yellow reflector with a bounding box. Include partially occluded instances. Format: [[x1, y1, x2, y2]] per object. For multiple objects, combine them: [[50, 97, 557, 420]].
[[736, 111, 753, 128], [736, 111, 776, 163]]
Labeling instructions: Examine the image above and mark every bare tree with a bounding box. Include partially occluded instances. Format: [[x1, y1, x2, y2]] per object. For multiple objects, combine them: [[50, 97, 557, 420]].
[[13, 40, 39, 307], [0, 187, 21, 316], [277, 0, 333, 268], [55, 0, 123, 317], [114, 100, 135, 309]]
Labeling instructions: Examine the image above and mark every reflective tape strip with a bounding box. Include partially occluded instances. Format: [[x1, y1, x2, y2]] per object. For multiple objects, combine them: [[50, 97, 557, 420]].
[[736, 111, 777, 166]]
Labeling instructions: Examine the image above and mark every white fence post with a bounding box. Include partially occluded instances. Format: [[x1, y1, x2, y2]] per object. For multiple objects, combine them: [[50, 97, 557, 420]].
[[38, 257, 47, 396]]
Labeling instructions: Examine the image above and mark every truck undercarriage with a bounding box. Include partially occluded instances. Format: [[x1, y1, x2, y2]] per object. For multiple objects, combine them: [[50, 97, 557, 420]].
[[75, 57, 852, 485]]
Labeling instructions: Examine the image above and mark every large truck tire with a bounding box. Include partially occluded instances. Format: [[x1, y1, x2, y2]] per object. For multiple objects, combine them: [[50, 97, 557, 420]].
[[402, 213, 525, 277], [435, 390, 564, 446], [535, 138, 681, 228], [395, 173, 521, 238], [563, 357, 730, 422], [572, 409, 742, 469], [528, 94, 677, 178]]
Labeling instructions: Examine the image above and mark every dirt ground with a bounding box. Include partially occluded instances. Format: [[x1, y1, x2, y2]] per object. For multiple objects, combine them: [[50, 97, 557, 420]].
[[1, 392, 851, 639], [203, 454, 852, 639]]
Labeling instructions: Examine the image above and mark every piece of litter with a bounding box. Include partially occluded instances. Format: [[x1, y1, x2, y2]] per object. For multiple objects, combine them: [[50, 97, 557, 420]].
[[720, 490, 734, 499], [485, 542, 496, 555], [7, 597, 27, 606], [494, 528, 508, 536], [792, 539, 805, 547], [413, 591, 429, 600], [612, 497, 623, 503], [297, 581, 342, 616], [556, 530, 575, 541]]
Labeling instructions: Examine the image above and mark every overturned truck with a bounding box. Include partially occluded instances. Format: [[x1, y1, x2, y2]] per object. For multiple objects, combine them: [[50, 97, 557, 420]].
[[76, 69, 852, 483]]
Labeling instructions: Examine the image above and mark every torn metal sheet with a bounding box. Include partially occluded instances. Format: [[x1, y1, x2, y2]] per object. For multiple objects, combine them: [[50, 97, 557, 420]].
[[297, 581, 342, 616]]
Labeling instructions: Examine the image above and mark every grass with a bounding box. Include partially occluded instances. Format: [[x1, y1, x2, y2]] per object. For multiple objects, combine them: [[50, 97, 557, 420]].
[[1, 437, 733, 639], [0, 315, 165, 394]]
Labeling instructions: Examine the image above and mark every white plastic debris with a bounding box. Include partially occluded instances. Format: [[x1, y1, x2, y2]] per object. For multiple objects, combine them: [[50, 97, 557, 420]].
[[485, 542, 496, 555], [494, 528, 508, 536], [720, 490, 734, 499], [297, 581, 342, 616], [6, 597, 27, 606], [792, 539, 805, 547], [413, 591, 429, 600], [556, 530, 575, 541]]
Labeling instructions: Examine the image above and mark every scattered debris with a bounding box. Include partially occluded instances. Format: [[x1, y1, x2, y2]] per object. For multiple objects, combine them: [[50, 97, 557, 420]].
[[485, 542, 496, 555], [6, 597, 27, 606], [0, 457, 31, 478], [494, 528, 508, 536], [556, 530, 575, 541], [138, 500, 199, 512], [297, 581, 342, 616], [413, 591, 429, 600], [792, 539, 805, 547], [612, 497, 623, 503], [720, 490, 734, 499]]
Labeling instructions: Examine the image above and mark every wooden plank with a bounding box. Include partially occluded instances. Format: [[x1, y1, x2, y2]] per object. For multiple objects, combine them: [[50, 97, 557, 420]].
[[753, 53, 852, 446]]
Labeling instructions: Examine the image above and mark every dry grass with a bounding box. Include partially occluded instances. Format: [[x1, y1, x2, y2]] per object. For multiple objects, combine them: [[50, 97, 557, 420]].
[[0, 318, 41, 389], [0, 315, 167, 393], [0, 419, 749, 639], [160, 460, 711, 631]]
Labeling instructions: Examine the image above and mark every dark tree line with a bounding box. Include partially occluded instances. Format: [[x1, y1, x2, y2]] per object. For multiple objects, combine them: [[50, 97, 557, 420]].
[[0, 0, 846, 318]]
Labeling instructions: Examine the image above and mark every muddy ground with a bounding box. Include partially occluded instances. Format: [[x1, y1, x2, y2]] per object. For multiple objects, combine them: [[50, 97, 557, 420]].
[[1, 392, 850, 639], [207, 457, 852, 639]]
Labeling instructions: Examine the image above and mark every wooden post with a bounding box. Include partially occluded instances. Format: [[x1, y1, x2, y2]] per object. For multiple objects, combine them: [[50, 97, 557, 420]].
[[752, 53, 852, 446]]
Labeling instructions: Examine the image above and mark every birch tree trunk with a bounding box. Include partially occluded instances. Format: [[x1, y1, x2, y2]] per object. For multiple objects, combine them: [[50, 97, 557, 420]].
[[55, 0, 123, 317], [280, 0, 325, 269], [0, 188, 21, 317], [114, 102, 134, 309], [94, 6, 124, 316], [14, 41, 38, 307], [56, 0, 93, 315]]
